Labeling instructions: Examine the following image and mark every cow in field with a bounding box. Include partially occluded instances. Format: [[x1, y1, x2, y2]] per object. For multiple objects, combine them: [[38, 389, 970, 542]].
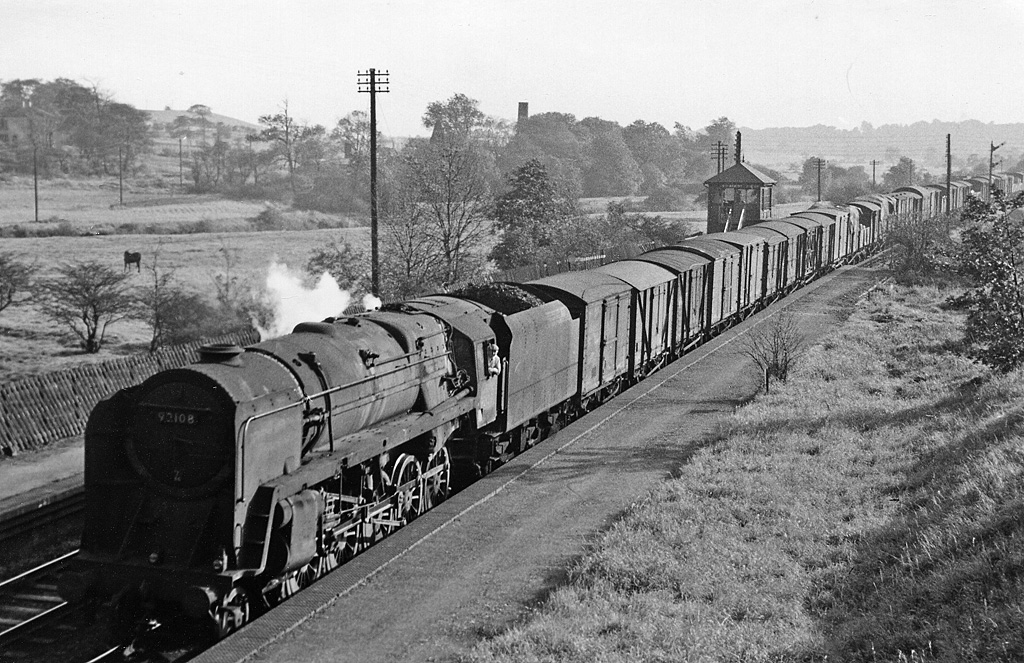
[[123, 251, 142, 272]]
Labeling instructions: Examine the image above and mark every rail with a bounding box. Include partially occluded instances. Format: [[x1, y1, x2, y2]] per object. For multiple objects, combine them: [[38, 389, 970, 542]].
[[0, 481, 84, 545], [0, 550, 76, 645]]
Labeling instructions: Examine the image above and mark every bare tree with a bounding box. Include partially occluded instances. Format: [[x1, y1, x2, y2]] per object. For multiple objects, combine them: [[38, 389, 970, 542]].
[[405, 137, 493, 287], [379, 174, 445, 299], [0, 253, 36, 317], [137, 243, 209, 352], [35, 262, 136, 353], [740, 311, 806, 393]]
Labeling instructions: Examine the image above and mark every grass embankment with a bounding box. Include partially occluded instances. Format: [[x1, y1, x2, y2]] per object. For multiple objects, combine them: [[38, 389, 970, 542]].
[[468, 282, 1024, 662]]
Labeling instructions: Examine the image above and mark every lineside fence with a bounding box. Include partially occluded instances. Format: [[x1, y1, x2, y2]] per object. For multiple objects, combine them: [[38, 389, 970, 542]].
[[0, 329, 260, 456]]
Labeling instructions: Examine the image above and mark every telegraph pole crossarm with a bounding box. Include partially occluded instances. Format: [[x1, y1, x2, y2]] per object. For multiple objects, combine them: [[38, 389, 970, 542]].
[[358, 68, 390, 299]]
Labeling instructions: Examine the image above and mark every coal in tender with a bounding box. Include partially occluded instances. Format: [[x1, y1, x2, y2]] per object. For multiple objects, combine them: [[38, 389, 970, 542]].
[[452, 282, 545, 314]]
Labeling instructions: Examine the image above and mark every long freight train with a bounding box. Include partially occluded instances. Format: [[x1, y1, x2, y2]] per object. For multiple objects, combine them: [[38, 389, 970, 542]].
[[59, 182, 973, 644]]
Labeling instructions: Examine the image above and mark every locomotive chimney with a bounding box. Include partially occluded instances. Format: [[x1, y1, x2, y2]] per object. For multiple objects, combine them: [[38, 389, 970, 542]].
[[198, 343, 244, 366]]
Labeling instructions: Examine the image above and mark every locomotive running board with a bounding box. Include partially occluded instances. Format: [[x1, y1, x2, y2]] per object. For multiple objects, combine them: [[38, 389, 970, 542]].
[[264, 396, 477, 498]]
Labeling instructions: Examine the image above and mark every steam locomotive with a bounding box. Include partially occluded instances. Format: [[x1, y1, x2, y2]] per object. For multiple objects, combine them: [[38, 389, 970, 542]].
[[58, 181, 973, 644]]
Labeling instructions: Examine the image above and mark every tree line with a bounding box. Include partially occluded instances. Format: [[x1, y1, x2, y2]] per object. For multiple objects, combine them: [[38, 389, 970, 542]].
[[0, 78, 151, 176]]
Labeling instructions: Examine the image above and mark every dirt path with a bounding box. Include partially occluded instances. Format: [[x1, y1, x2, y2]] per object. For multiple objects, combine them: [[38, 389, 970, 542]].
[[196, 262, 884, 663]]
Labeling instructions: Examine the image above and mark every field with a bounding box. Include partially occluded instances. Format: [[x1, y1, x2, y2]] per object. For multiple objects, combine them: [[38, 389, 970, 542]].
[[0, 176, 359, 234], [0, 177, 797, 382], [0, 178, 370, 380], [467, 281, 1024, 662]]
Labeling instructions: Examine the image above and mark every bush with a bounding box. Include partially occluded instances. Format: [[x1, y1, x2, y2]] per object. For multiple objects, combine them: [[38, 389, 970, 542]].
[[250, 206, 286, 231], [643, 186, 687, 212]]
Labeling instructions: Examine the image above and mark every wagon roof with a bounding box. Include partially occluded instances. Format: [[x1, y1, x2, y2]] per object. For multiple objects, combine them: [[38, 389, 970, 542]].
[[595, 260, 676, 291], [807, 202, 850, 218], [894, 186, 933, 197], [526, 270, 631, 304], [673, 237, 740, 260], [855, 193, 896, 204], [734, 224, 789, 243], [849, 199, 882, 213], [778, 215, 824, 231], [791, 212, 836, 227], [637, 248, 711, 273], [703, 231, 767, 249]]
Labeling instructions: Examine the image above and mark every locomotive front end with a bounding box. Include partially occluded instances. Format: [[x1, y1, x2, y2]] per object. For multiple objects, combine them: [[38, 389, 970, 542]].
[[61, 345, 304, 640]]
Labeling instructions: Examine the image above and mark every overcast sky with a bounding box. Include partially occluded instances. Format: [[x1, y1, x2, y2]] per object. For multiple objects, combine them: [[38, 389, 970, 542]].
[[4, 0, 1022, 136]]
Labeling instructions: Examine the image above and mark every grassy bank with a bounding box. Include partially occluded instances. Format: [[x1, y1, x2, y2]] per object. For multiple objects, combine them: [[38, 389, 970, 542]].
[[467, 282, 1024, 662]]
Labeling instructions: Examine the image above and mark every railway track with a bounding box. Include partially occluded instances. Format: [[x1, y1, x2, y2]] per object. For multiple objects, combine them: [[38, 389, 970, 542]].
[[0, 551, 74, 645], [0, 551, 124, 662], [0, 483, 84, 545]]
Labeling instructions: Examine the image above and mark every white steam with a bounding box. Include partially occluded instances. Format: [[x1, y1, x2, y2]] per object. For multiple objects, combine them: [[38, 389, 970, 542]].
[[363, 294, 383, 311], [256, 261, 351, 339]]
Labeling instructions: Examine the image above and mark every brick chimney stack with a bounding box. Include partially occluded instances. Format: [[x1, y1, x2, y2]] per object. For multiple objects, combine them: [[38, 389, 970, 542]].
[[518, 102, 529, 123]]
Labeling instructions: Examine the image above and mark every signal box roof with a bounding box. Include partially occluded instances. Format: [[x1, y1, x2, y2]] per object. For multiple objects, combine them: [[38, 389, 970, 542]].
[[703, 162, 777, 186]]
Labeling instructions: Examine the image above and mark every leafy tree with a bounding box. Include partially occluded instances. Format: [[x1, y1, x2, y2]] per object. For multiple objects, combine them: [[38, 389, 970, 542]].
[[256, 100, 323, 196], [306, 238, 370, 297], [573, 118, 642, 197], [0, 253, 36, 316], [883, 156, 916, 188], [643, 185, 688, 212], [422, 93, 485, 142], [490, 159, 581, 269], [35, 261, 136, 353], [623, 120, 680, 193], [605, 200, 690, 248], [500, 112, 585, 198], [187, 104, 213, 145], [1, 78, 152, 175], [956, 191, 1024, 370], [331, 110, 372, 198]]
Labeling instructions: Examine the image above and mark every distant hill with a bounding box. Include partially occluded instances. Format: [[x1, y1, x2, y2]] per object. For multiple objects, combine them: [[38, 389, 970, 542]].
[[145, 108, 261, 132], [740, 120, 1024, 176]]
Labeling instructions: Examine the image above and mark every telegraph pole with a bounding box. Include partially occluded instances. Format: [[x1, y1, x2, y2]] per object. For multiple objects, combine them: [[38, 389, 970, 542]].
[[179, 137, 183, 188], [359, 68, 390, 298], [33, 145, 39, 223], [118, 145, 124, 206], [989, 140, 1004, 202], [816, 157, 825, 201], [711, 141, 727, 173], [871, 159, 878, 188], [945, 134, 952, 213]]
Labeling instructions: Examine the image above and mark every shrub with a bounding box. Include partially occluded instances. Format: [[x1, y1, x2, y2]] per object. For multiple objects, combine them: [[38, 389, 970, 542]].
[[643, 186, 687, 212]]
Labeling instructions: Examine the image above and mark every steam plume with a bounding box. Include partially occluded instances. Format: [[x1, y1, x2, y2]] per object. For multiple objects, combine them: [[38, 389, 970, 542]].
[[256, 261, 351, 339]]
